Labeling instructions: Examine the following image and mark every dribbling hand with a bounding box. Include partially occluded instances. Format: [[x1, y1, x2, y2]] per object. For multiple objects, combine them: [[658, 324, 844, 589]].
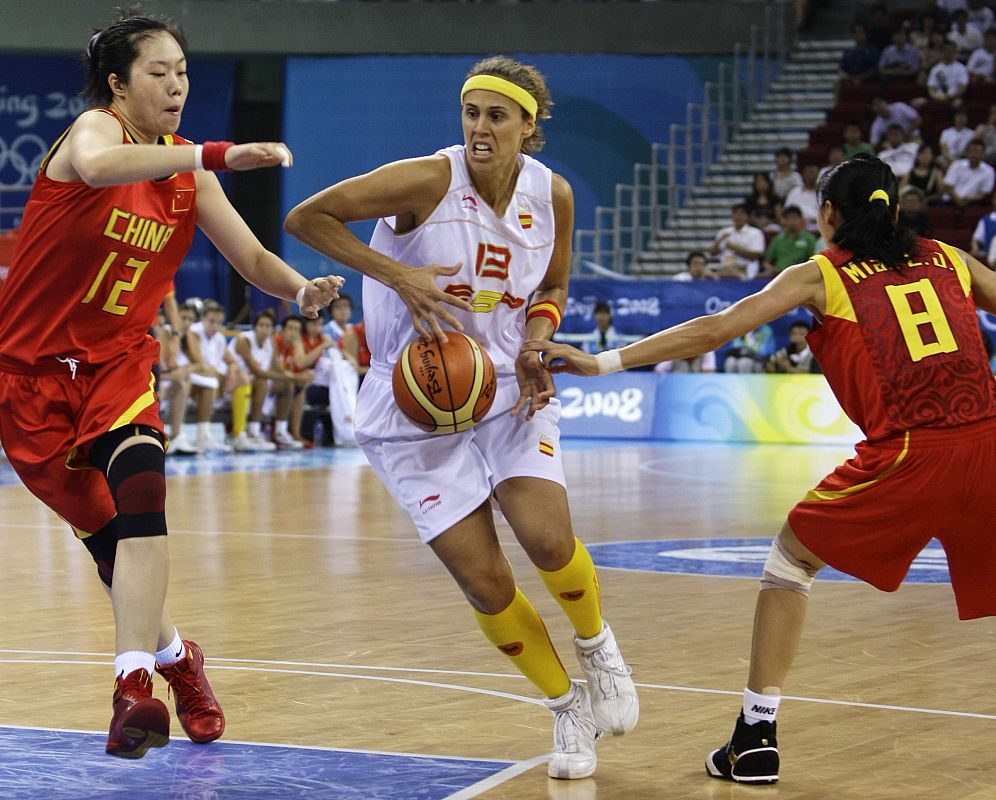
[[393, 262, 473, 343], [510, 349, 556, 420]]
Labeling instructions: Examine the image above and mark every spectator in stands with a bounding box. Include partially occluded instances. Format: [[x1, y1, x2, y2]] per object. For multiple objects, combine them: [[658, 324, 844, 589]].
[[966, 0, 995, 35], [943, 138, 996, 206], [723, 324, 775, 373], [272, 316, 312, 449], [927, 39, 970, 107], [970, 188, 996, 263], [672, 250, 718, 281], [842, 121, 875, 158], [870, 95, 922, 148], [878, 124, 920, 179], [783, 164, 820, 230], [922, 26, 952, 78], [227, 310, 282, 453], [761, 205, 818, 276], [939, 107, 975, 169], [898, 185, 932, 236], [900, 143, 946, 204], [947, 9, 983, 58], [765, 321, 816, 374], [771, 147, 803, 201], [154, 310, 197, 456], [878, 26, 922, 84], [836, 22, 880, 98], [864, 4, 895, 52], [975, 102, 996, 163], [710, 203, 766, 279], [817, 145, 845, 183], [909, 11, 942, 55], [187, 300, 249, 453], [967, 28, 996, 83], [582, 301, 624, 355], [744, 171, 781, 232]]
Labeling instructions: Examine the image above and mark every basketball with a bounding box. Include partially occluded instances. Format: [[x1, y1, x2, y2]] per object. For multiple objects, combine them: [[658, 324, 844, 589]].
[[392, 332, 497, 434]]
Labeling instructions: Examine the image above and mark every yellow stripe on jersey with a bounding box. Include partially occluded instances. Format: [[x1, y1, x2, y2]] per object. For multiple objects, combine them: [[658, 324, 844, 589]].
[[935, 240, 972, 297], [110, 374, 157, 431], [813, 253, 857, 322], [802, 431, 910, 502]]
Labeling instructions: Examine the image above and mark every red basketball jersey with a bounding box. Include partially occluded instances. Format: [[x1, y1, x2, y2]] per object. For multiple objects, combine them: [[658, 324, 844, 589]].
[[809, 238, 996, 441], [0, 108, 197, 370]]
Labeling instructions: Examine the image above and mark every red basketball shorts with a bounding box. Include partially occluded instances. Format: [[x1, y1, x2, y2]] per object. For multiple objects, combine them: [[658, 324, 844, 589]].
[[0, 350, 162, 537], [788, 417, 996, 620]]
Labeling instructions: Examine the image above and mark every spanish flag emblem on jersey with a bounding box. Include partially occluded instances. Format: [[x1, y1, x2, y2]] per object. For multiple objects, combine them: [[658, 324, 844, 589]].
[[538, 434, 555, 457], [517, 201, 532, 229]]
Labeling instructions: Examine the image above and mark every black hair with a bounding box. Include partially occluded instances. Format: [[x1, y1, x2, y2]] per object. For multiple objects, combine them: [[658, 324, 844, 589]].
[[686, 249, 707, 265], [782, 205, 803, 217], [252, 309, 276, 327], [594, 301, 612, 315], [83, 10, 187, 106], [817, 154, 918, 270], [331, 293, 353, 308], [282, 315, 304, 330]]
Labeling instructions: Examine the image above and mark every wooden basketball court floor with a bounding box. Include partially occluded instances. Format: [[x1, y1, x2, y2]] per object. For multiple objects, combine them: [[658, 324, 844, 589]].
[[1, 438, 994, 799]]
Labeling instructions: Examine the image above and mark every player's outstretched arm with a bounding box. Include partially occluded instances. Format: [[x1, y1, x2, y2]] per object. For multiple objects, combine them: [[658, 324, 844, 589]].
[[66, 110, 292, 187], [524, 259, 825, 375], [284, 156, 474, 340], [195, 171, 342, 318]]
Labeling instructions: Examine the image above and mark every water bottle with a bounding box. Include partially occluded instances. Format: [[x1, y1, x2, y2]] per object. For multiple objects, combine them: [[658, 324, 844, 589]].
[[313, 418, 325, 448]]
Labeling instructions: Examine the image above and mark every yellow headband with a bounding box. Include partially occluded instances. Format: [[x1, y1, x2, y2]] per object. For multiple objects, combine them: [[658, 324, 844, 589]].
[[868, 189, 890, 205], [461, 75, 538, 120]]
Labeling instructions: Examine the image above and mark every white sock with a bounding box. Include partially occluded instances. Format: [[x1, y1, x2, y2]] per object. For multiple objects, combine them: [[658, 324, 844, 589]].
[[197, 421, 211, 439], [275, 419, 289, 436], [115, 650, 156, 679], [248, 420, 261, 437], [743, 687, 781, 726], [155, 629, 185, 668]]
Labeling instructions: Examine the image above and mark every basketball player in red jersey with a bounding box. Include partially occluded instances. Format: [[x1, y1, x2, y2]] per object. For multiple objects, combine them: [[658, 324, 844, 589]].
[[286, 57, 638, 779], [0, 13, 342, 758], [526, 153, 996, 785]]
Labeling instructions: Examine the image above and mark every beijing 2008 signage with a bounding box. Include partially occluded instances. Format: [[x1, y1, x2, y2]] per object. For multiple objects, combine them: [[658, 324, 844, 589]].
[[553, 372, 657, 439]]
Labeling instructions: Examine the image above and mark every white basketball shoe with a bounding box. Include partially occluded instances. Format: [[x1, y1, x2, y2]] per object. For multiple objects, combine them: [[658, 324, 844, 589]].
[[574, 622, 639, 735], [543, 680, 600, 780]]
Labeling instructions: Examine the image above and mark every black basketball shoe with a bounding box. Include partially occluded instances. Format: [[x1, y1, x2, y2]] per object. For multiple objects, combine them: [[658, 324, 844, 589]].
[[705, 711, 779, 784]]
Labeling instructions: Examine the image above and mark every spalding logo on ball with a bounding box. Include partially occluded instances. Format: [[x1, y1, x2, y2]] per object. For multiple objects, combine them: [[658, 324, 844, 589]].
[[392, 332, 497, 434]]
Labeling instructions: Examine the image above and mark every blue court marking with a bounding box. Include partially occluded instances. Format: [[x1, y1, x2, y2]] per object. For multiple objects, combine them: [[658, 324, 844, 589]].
[[587, 537, 952, 584], [0, 726, 514, 799]]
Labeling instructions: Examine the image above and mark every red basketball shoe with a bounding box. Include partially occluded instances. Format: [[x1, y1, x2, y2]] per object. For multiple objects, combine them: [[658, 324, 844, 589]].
[[155, 640, 225, 744], [106, 668, 170, 758]]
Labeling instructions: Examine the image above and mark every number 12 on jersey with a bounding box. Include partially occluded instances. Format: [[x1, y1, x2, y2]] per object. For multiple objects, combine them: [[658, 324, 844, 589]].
[[82, 251, 150, 316]]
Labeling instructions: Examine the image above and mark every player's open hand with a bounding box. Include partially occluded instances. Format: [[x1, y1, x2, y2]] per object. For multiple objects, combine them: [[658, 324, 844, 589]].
[[393, 262, 473, 343], [226, 142, 294, 171], [298, 275, 345, 318], [520, 339, 599, 376], [510, 349, 556, 420]]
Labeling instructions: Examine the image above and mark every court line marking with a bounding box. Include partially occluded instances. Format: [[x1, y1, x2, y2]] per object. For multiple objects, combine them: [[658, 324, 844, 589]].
[[0, 652, 993, 722], [444, 755, 550, 799]]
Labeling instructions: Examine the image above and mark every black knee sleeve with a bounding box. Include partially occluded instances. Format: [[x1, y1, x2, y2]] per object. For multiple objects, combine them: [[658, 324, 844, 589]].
[[81, 517, 120, 588], [90, 425, 168, 539]]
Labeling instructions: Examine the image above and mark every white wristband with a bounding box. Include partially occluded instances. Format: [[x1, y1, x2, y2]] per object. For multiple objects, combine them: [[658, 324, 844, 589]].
[[594, 349, 623, 375], [295, 284, 308, 309], [193, 144, 204, 171]]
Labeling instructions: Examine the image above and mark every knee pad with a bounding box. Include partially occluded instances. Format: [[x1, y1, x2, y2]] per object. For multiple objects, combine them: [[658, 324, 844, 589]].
[[760, 537, 819, 596], [90, 425, 168, 539], [81, 517, 120, 588]]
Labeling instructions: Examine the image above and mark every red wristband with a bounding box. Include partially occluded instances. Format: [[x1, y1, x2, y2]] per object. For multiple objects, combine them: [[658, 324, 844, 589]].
[[201, 141, 234, 172]]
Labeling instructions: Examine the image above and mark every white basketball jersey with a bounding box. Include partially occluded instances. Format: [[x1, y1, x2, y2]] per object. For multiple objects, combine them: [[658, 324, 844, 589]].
[[356, 145, 555, 441], [189, 321, 228, 373], [227, 330, 273, 375]]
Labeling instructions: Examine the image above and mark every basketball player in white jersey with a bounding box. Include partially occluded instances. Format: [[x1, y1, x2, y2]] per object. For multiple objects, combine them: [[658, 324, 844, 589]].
[[286, 56, 638, 780]]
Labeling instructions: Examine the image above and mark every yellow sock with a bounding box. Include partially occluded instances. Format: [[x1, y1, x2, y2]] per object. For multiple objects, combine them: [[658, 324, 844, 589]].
[[231, 384, 251, 437], [473, 587, 571, 698], [537, 538, 603, 640]]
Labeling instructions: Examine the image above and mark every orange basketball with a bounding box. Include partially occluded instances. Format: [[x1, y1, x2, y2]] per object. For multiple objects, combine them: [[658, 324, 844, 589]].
[[392, 332, 497, 434]]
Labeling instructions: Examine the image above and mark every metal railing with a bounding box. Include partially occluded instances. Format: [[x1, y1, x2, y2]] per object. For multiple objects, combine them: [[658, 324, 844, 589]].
[[572, 0, 792, 276]]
